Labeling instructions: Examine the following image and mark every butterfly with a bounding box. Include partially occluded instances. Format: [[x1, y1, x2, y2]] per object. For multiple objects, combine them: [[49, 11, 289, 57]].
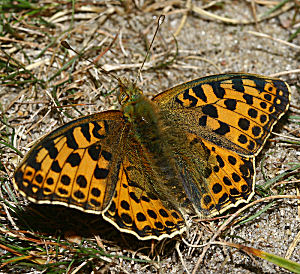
[[13, 73, 290, 240]]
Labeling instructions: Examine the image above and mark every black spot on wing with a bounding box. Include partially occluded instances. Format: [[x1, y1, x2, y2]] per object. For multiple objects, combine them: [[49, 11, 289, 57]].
[[129, 192, 140, 203], [76, 175, 87, 188], [248, 108, 258, 118], [171, 211, 180, 219], [216, 155, 225, 168], [232, 173, 241, 182], [252, 126, 261, 137], [121, 200, 130, 210], [80, 123, 91, 142], [121, 213, 132, 224], [238, 134, 248, 144], [199, 115, 207, 127], [224, 99, 237, 111], [92, 121, 107, 139], [238, 118, 250, 131], [182, 89, 197, 107], [44, 140, 58, 159], [248, 140, 255, 150], [141, 195, 150, 202], [232, 78, 245, 92], [243, 94, 253, 105], [223, 176, 232, 185], [74, 190, 85, 199], [260, 114, 267, 123], [213, 121, 230, 135], [91, 187, 101, 197], [51, 160, 62, 172], [211, 81, 225, 98], [136, 212, 146, 221], [218, 193, 229, 204], [65, 129, 78, 149], [102, 150, 112, 161], [212, 183, 222, 194], [147, 209, 157, 219], [66, 153, 81, 167], [108, 200, 116, 212], [159, 208, 169, 217], [202, 104, 218, 118], [46, 178, 54, 185], [94, 165, 109, 179], [61, 175, 71, 186], [193, 85, 207, 102], [88, 144, 101, 161], [260, 101, 267, 109], [35, 174, 43, 183], [264, 93, 272, 101], [228, 155, 237, 165], [154, 222, 163, 229], [90, 199, 100, 207], [58, 188, 68, 195]]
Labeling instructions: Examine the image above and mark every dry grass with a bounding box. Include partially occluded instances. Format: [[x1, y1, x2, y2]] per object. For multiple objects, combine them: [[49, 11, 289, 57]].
[[1, 0, 300, 273]]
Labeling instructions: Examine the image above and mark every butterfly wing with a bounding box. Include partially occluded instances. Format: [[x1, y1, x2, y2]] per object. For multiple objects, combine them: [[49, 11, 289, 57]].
[[14, 111, 126, 213], [102, 150, 185, 240], [153, 73, 290, 156], [14, 110, 185, 240], [153, 73, 290, 216], [185, 136, 255, 216]]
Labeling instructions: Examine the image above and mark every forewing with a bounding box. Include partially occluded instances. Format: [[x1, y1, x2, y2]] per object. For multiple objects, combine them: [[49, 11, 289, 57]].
[[153, 73, 290, 156], [14, 111, 125, 214]]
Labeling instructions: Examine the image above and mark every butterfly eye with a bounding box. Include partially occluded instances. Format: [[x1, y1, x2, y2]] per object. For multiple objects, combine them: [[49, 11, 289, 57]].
[[117, 91, 129, 105]]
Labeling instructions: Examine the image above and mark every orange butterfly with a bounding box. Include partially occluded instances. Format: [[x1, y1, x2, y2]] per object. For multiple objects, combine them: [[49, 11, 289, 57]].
[[14, 73, 290, 240]]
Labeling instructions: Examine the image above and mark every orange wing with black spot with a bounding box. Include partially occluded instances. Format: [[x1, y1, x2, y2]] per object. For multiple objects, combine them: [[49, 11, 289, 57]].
[[197, 138, 255, 216], [154, 73, 290, 156], [153, 73, 290, 216], [13, 110, 185, 240], [14, 111, 125, 213], [103, 157, 185, 240]]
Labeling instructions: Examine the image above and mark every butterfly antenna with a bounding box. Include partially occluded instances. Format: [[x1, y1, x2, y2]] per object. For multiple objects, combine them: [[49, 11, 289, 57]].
[[61, 40, 120, 82], [134, 14, 165, 86]]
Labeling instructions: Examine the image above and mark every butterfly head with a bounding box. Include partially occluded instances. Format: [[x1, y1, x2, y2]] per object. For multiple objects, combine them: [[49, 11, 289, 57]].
[[118, 77, 144, 122], [118, 76, 156, 124], [117, 76, 143, 106]]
